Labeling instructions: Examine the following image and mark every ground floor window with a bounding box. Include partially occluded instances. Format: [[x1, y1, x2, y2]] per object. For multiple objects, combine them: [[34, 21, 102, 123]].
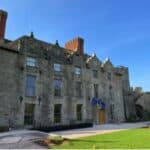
[[24, 104, 35, 125], [110, 104, 114, 120], [54, 104, 62, 123], [76, 104, 83, 121]]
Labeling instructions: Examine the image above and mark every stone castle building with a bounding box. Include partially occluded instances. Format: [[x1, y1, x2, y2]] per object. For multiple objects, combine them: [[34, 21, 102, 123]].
[[0, 9, 138, 128]]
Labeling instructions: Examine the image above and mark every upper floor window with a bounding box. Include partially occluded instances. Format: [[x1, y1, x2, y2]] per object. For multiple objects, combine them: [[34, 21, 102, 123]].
[[75, 81, 82, 97], [107, 72, 112, 80], [25, 75, 36, 96], [53, 79, 63, 97], [26, 57, 37, 67], [94, 84, 98, 98], [75, 67, 81, 75], [54, 63, 61, 72], [93, 70, 98, 78]]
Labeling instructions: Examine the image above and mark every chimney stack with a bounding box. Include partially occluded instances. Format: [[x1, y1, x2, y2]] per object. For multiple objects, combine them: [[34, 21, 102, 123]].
[[0, 10, 8, 39], [65, 37, 84, 55]]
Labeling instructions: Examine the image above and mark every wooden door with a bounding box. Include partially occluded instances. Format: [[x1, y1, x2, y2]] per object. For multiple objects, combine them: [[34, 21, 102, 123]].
[[99, 109, 106, 124]]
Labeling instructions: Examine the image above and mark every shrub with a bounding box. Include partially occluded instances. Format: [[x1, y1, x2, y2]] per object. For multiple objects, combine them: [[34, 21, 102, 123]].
[[32, 123, 93, 132], [126, 115, 137, 122], [47, 136, 64, 144], [143, 111, 150, 121], [0, 126, 9, 132]]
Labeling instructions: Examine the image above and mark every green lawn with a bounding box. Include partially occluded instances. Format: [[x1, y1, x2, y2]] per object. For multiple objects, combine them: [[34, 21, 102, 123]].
[[52, 128, 150, 149]]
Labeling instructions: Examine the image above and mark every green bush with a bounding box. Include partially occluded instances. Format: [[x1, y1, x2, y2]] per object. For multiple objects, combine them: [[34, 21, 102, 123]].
[[47, 136, 64, 144], [0, 126, 9, 132], [143, 111, 150, 121], [126, 115, 137, 122]]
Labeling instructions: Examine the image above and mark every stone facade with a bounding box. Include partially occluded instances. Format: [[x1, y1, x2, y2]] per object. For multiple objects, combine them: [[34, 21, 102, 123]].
[[136, 93, 150, 112], [134, 90, 150, 120], [0, 10, 137, 128]]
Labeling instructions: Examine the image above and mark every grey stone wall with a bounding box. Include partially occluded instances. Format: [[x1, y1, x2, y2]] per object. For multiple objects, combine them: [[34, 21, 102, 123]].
[[0, 48, 24, 127], [0, 36, 135, 128], [136, 93, 150, 112]]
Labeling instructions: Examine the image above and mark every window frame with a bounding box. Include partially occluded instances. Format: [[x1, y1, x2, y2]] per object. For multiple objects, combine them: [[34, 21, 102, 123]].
[[54, 104, 62, 123], [107, 72, 112, 80], [110, 104, 114, 120], [76, 104, 83, 121], [53, 79, 63, 97], [26, 57, 37, 67], [93, 70, 98, 78], [75, 81, 82, 97], [25, 75, 36, 97], [94, 84, 98, 98], [74, 67, 81, 76], [54, 63, 62, 72]]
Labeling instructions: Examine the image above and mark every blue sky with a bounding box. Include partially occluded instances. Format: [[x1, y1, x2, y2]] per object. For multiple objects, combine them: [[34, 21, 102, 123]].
[[1, 0, 150, 91]]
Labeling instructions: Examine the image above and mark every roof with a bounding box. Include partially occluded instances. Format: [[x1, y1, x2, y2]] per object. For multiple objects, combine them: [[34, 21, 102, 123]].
[[0, 38, 18, 53], [0, 45, 19, 53]]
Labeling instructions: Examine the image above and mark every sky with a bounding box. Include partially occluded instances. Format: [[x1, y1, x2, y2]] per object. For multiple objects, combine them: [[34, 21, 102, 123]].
[[1, 0, 150, 91]]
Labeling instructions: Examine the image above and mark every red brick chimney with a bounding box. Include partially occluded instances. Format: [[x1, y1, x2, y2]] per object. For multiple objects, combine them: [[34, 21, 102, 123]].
[[65, 37, 84, 55], [0, 10, 8, 39]]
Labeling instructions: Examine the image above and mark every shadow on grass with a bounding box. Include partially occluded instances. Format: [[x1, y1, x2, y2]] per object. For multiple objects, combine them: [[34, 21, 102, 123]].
[[52, 139, 120, 149], [69, 138, 118, 144], [60, 139, 119, 149]]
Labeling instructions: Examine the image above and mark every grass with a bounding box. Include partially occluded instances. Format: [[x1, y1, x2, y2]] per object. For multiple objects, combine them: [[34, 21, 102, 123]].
[[52, 128, 150, 149]]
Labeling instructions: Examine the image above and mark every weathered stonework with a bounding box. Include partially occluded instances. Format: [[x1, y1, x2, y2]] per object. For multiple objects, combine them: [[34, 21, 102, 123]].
[[136, 93, 150, 111], [0, 10, 137, 128]]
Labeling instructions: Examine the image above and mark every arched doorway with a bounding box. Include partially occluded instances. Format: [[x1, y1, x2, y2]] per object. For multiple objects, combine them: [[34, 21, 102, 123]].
[[136, 104, 144, 120]]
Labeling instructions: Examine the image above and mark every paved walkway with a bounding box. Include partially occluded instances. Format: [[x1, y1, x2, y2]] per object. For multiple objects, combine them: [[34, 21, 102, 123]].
[[0, 122, 149, 149], [0, 130, 47, 149]]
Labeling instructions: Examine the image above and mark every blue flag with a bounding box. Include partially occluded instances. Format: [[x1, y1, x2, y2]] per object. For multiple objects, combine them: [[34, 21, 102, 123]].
[[91, 97, 97, 105], [97, 99, 102, 106], [91, 97, 106, 109], [101, 101, 106, 109]]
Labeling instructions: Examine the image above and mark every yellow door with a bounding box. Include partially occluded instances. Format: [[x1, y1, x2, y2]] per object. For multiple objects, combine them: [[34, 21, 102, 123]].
[[99, 109, 106, 124]]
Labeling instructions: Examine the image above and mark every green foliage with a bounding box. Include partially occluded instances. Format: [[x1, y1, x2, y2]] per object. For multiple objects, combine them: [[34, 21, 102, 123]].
[[47, 135, 64, 144], [143, 111, 150, 121], [0, 126, 9, 132], [52, 129, 150, 149], [126, 115, 136, 122]]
